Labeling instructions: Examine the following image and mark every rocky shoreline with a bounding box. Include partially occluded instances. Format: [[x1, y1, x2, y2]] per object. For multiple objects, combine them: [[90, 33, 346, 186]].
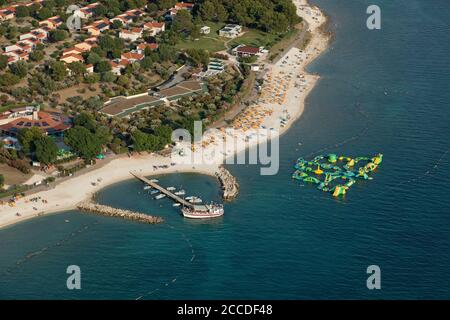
[[77, 201, 163, 224], [216, 166, 239, 201]]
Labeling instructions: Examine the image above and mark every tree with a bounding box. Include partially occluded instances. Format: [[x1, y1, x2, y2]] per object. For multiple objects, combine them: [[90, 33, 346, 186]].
[[95, 60, 112, 73], [0, 72, 21, 87], [38, 7, 52, 20], [0, 174, 4, 190], [95, 126, 112, 146], [87, 52, 102, 65], [74, 112, 97, 132], [34, 135, 58, 164], [111, 19, 123, 29], [68, 61, 86, 76], [15, 6, 30, 18], [29, 50, 45, 62], [84, 73, 100, 84], [17, 127, 43, 154], [155, 0, 176, 10], [9, 61, 28, 78], [49, 29, 68, 42], [132, 129, 161, 152], [49, 60, 67, 81], [0, 55, 8, 70], [64, 126, 101, 159]]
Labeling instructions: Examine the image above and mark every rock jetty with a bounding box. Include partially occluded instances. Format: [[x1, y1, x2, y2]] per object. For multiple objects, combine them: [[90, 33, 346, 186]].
[[77, 201, 163, 224], [216, 166, 239, 201]]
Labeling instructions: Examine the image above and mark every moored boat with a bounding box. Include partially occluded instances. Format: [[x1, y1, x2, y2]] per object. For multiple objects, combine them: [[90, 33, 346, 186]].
[[182, 203, 224, 219], [155, 194, 166, 200]]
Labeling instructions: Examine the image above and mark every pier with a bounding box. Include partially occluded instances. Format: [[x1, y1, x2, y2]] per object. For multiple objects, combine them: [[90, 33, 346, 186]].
[[130, 172, 194, 208], [216, 166, 239, 201], [77, 201, 163, 224]]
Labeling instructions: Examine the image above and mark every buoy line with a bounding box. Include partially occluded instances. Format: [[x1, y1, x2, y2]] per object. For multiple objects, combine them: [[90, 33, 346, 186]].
[[0, 221, 99, 277], [134, 223, 196, 300]]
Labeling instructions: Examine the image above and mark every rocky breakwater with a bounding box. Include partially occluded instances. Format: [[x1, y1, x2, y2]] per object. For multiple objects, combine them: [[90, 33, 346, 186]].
[[77, 201, 163, 224], [216, 166, 239, 201]]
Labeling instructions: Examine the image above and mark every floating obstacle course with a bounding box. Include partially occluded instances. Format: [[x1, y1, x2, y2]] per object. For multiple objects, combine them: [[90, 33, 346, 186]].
[[292, 153, 383, 197]]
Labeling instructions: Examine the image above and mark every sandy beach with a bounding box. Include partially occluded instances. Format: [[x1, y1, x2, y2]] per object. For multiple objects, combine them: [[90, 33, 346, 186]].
[[0, 0, 330, 229]]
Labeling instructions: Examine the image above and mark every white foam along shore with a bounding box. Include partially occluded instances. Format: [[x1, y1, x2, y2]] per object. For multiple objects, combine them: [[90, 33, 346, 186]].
[[0, 0, 330, 229]]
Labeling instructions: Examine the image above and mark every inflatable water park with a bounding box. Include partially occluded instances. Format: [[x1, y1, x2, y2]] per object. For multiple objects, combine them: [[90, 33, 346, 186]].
[[292, 153, 383, 197]]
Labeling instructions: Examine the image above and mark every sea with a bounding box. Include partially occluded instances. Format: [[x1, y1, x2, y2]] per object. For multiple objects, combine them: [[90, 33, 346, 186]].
[[0, 0, 449, 299]]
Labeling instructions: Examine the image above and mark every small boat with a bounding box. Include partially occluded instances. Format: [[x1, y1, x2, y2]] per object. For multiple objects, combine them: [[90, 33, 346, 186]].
[[143, 186, 152, 190], [175, 190, 186, 196], [173, 203, 181, 207], [167, 187, 176, 191], [189, 197, 202, 204], [150, 179, 159, 183], [185, 196, 194, 200], [150, 190, 159, 195], [155, 194, 166, 200]]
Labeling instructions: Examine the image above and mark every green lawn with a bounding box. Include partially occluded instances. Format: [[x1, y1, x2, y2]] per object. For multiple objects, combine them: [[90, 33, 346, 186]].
[[176, 37, 226, 52], [176, 22, 226, 53], [228, 29, 281, 49], [176, 23, 286, 53]]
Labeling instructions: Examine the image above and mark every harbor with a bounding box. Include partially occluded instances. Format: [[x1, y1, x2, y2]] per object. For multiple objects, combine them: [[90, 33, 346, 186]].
[[130, 172, 224, 219]]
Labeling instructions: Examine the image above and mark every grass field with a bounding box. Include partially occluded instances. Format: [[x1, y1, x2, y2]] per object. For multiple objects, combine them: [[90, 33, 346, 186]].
[[228, 29, 281, 49], [176, 22, 226, 52], [177, 22, 286, 53]]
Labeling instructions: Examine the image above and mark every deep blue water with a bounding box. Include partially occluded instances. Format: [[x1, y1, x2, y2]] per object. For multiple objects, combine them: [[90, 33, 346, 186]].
[[1, 0, 449, 299]]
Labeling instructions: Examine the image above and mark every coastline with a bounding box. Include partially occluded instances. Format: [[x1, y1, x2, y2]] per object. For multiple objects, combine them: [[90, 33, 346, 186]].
[[0, 0, 330, 230]]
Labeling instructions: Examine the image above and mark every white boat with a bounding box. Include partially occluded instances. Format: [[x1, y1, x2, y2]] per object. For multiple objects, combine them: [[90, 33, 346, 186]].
[[150, 179, 159, 183], [173, 203, 181, 207], [182, 203, 224, 219], [143, 186, 152, 190], [155, 194, 166, 200], [185, 196, 194, 200], [175, 190, 186, 196], [167, 187, 176, 191], [189, 197, 202, 204], [150, 190, 159, 195]]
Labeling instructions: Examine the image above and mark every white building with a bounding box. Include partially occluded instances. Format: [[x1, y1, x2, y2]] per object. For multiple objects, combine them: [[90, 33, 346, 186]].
[[200, 26, 210, 35], [219, 24, 242, 38]]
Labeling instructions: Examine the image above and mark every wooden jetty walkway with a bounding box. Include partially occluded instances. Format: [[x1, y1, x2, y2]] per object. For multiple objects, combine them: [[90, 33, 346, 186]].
[[130, 172, 194, 208]]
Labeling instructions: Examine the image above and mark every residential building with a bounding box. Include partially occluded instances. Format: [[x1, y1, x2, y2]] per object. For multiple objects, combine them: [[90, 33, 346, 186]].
[[39, 16, 63, 29], [119, 28, 143, 42], [143, 22, 165, 36], [121, 52, 144, 63], [60, 53, 84, 64], [79, 2, 100, 19], [200, 26, 211, 34], [232, 44, 262, 57], [136, 43, 158, 54], [84, 18, 110, 36], [219, 24, 242, 38]]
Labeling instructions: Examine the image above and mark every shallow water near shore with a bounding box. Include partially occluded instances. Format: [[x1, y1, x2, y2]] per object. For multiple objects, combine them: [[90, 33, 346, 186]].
[[1, 0, 450, 299]]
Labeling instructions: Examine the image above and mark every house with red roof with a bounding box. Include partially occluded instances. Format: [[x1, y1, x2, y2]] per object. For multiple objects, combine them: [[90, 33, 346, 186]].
[[119, 28, 143, 42], [143, 22, 165, 36], [136, 43, 158, 54], [121, 52, 144, 63], [79, 2, 100, 19], [60, 53, 84, 64], [0, 107, 72, 137], [232, 45, 263, 57]]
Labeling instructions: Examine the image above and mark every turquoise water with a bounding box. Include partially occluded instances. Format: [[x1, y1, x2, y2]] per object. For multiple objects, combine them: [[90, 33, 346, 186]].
[[1, 0, 449, 299]]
